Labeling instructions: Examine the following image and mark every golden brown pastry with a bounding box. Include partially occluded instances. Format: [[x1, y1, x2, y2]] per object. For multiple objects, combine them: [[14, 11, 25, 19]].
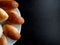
[[0, 1, 19, 10], [6, 11, 24, 24], [0, 8, 8, 22], [0, 0, 14, 1], [0, 34, 7, 45], [3, 24, 21, 40]]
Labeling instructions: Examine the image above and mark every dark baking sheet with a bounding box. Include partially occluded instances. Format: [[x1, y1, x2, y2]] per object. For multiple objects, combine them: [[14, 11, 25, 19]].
[[14, 0, 60, 45]]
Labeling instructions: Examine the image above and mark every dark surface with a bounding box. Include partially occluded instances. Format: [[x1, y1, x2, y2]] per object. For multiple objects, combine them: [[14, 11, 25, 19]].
[[14, 0, 60, 45]]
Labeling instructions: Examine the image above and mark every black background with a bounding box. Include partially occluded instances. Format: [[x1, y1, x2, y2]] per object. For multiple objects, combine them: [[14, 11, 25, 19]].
[[14, 0, 60, 45]]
